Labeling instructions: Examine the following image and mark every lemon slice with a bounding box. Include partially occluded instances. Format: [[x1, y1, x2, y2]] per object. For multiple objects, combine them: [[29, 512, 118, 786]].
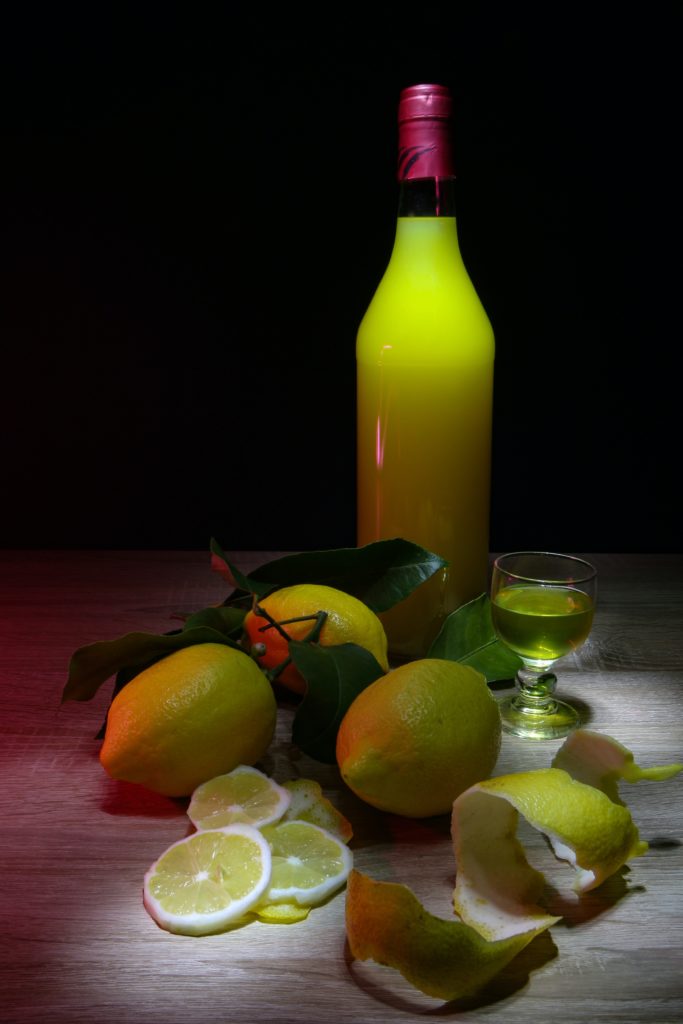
[[187, 765, 291, 830], [552, 728, 683, 803], [282, 779, 353, 842], [451, 767, 647, 941], [143, 824, 271, 935], [262, 820, 353, 906], [253, 902, 311, 924], [346, 869, 550, 1002]]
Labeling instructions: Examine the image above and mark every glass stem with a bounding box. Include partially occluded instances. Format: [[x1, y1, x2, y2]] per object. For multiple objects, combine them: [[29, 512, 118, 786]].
[[514, 666, 558, 714]]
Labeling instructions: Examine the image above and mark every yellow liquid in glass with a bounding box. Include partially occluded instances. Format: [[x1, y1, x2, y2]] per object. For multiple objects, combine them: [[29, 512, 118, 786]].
[[492, 585, 595, 664], [356, 217, 494, 659]]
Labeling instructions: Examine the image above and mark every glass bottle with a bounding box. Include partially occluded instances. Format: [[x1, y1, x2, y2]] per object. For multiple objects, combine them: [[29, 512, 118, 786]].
[[356, 83, 495, 660]]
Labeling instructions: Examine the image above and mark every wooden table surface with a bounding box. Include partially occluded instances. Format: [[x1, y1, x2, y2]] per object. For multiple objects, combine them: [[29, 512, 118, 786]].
[[1, 550, 682, 1024]]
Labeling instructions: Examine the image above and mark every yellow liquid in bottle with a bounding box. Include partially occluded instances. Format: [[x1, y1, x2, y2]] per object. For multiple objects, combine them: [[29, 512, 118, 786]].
[[357, 217, 494, 659]]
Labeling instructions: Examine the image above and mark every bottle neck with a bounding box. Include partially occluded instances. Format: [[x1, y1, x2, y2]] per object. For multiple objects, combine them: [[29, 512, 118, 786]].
[[389, 214, 462, 270], [397, 177, 456, 218], [397, 82, 455, 219]]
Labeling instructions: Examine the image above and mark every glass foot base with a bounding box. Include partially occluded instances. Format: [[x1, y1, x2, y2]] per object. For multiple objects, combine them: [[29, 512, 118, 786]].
[[498, 695, 580, 740]]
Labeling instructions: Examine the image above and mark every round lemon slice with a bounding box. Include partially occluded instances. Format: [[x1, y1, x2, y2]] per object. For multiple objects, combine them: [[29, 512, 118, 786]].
[[262, 820, 353, 907], [143, 824, 272, 935], [551, 728, 683, 803], [187, 765, 291, 830]]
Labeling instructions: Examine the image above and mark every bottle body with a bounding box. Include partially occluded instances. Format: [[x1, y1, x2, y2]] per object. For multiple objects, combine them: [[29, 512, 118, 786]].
[[356, 204, 494, 659]]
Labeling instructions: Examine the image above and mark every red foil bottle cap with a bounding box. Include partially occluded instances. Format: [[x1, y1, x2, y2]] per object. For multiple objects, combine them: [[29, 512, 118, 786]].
[[398, 83, 452, 123], [397, 83, 455, 181]]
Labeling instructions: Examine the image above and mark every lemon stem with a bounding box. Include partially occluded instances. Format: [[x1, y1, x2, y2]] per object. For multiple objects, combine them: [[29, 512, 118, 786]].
[[293, 611, 328, 644], [253, 602, 294, 642], [255, 609, 328, 683]]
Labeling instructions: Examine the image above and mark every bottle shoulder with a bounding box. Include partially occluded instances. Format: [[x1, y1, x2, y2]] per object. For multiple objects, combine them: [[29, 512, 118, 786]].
[[357, 265, 493, 358], [356, 216, 494, 363]]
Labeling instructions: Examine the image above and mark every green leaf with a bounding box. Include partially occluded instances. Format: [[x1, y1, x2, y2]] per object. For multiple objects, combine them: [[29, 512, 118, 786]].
[[428, 593, 522, 682], [62, 622, 243, 704], [289, 642, 385, 763], [182, 605, 246, 636], [213, 537, 447, 612], [210, 538, 268, 597]]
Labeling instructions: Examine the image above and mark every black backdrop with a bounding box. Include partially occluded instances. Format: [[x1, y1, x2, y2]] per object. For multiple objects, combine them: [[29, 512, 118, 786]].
[[3, 9, 680, 553]]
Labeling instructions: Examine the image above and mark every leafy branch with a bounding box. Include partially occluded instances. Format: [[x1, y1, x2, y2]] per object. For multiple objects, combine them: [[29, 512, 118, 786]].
[[61, 538, 519, 765]]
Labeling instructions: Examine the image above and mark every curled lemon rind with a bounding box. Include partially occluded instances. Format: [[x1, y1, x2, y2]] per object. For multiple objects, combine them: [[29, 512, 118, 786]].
[[345, 729, 680, 1000], [282, 778, 354, 842], [451, 767, 646, 941], [551, 728, 683, 804], [346, 869, 551, 1002]]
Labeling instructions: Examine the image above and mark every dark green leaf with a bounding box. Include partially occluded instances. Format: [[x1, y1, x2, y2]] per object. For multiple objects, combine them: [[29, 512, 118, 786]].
[[210, 538, 270, 597], [428, 593, 522, 682], [62, 624, 243, 704], [289, 642, 385, 763], [215, 538, 447, 612], [183, 605, 246, 636]]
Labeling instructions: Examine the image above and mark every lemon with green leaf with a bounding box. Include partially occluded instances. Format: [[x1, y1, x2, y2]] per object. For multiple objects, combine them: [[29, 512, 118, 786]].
[[243, 584, 388, 694], [100, 643, 276, 796]]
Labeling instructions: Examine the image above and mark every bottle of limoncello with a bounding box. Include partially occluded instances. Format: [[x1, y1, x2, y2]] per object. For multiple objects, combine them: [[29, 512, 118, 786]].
[[356, 83, 495, 660]]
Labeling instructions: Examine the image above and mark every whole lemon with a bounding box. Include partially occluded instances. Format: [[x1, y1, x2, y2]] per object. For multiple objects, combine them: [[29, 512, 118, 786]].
[[99, 643, 276, 796], [243, 584, 389, 694], [336, 659, 501, 818]]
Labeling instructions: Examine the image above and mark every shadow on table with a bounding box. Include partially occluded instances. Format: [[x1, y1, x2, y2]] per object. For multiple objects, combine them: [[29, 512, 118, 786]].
[[564, 694, 593, 728], [345, 930, 558, 1015], [100, 778, 189, 819], [543, 864, 645, 928]]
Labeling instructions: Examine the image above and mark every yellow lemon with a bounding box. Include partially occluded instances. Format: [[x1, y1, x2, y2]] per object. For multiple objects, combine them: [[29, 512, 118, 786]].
[[336, 658, 501, 817], [243, 583, 389, 694], [100, 643, 276, 796]]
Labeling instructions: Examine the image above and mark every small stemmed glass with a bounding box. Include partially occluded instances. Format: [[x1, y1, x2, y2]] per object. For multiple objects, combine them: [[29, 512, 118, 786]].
[[491, 551, 597, 739]]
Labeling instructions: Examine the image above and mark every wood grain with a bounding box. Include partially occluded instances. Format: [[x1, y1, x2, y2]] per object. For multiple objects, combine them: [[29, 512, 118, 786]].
[[1, 550, 682, 1024]]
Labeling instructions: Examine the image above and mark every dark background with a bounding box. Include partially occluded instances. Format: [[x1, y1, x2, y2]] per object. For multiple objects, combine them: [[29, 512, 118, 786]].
[[3, 8, 680, 553]]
